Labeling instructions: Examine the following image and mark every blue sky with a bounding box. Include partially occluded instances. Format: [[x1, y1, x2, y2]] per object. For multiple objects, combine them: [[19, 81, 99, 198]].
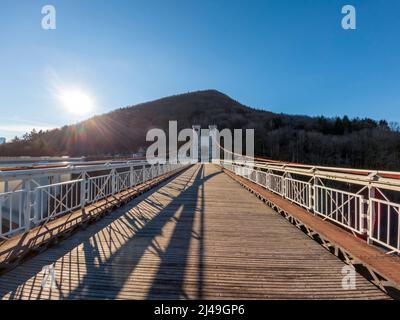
[[0, 0, 400, 140]]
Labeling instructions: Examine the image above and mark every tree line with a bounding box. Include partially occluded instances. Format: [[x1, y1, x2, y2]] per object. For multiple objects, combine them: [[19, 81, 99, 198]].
[[1, 90, 399, 170]]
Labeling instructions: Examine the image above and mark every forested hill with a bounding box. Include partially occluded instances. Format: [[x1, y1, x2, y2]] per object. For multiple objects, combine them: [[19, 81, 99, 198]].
[[1, 89, 400, 170]]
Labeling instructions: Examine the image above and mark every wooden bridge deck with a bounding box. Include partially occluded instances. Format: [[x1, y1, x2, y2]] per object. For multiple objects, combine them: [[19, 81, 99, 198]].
[[0, 164, 389, 299]]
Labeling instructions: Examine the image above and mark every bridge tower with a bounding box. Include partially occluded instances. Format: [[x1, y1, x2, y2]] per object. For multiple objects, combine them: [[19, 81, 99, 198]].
[[209, 125, 218, 163], [191, 125, 218, 163], [192, 125, 201, 162]]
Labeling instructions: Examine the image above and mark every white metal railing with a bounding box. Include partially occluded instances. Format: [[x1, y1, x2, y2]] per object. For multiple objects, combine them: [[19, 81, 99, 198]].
[[369, 198, 400, 254], [255, 170, 267, 188], [0, 162, 186, 239], [268, 173, 285, 196], [285, 178, 312, 209], [0, 190, 25, 237], [36, 179, 83, 222], [87, 174, 113, 204], [115, 171, 130, 193], [220, 160, 400, 255], [314, 185, 364, 234]]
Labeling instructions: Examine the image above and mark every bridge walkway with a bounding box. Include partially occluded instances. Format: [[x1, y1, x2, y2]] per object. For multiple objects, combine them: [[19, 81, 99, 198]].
[[0, 164, 389, 299]]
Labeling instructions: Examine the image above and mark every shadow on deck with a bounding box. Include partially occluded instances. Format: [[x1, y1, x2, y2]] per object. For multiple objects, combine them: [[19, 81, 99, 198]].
[[0, 165, 218, 299]]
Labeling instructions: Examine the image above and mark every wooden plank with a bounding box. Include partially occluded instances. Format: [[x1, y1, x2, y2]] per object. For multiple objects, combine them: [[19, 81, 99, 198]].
[[0, 164, 389, 300], [223, 167, 400, 293]]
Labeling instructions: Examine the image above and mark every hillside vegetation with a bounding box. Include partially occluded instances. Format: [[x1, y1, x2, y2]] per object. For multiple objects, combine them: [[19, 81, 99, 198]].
[[1, 90, 399, 170]]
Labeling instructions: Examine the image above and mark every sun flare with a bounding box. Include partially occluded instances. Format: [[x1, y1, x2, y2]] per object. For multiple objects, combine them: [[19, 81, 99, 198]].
[[58, 89, 94, 116]]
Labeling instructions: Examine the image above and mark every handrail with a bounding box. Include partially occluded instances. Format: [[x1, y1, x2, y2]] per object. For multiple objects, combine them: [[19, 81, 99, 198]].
[[0, 162, 187, 239], [220, 160, 400, 255], [36, 178, 84, 189], [228, 160, 400, 192], [213, 133, 400, 190], [0, 160, 150, 181]]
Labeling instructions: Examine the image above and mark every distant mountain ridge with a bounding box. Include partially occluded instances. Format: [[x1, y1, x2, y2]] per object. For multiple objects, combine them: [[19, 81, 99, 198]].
[[1, 89, 399, 170]]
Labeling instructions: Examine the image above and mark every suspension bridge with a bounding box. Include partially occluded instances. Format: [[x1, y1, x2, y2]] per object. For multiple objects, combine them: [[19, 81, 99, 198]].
[[0, 137, 400, 299]]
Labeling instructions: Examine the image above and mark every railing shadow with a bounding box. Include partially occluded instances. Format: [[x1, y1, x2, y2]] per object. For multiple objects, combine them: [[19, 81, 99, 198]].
[[145, 165, 206, 299], [0, 167, 195, 299], [0, 165, 221, 300]]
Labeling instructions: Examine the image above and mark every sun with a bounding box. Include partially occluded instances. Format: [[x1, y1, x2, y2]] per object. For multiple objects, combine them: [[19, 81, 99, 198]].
[[59, 89, 94, 116]]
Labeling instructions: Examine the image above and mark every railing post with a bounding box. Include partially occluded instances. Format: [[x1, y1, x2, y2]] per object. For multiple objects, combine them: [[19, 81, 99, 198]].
[[282, 173, 287, 198], [142, 165, 146, 183], [22, 179, 32, 232], [112, 170, 116, 195], [130, 165, 134, 188], [367, 185, 375, 245], [310, 183, 316, 214], [80, 178, 87, 210], [310, 174, 316, 214], [34, 188, 40, 224], [359, 195, 367, 236], [23, 188, 30, 232]]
